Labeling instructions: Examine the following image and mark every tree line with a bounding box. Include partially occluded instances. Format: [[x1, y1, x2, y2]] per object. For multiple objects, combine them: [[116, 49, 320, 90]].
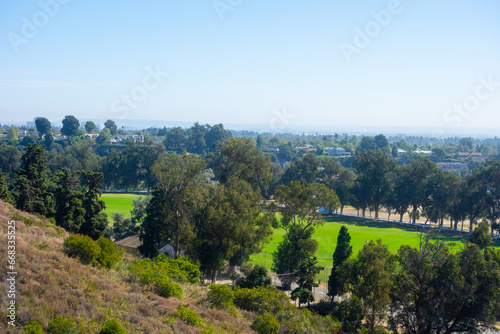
[[325, 225, 500, 334]]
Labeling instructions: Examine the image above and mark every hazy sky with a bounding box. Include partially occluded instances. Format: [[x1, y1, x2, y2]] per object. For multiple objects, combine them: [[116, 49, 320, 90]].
[[1, 0, 499, 135]]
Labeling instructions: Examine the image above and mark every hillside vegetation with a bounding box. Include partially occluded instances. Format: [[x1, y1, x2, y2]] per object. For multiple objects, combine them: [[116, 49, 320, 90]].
[[0, 200, 257, 334]]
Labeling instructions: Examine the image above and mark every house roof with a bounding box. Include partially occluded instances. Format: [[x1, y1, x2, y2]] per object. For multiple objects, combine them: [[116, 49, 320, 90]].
[[115, 235, 142, 248]]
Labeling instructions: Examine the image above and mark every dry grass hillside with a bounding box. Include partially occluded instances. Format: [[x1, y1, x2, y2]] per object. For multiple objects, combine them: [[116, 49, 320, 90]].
[[0, 200, 256, 334]]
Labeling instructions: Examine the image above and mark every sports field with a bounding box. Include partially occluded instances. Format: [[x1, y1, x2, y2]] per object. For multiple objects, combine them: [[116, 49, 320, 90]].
[[100, 193, 498, 283], [249, 215, 491, 283], [101, 193, 144, 222]]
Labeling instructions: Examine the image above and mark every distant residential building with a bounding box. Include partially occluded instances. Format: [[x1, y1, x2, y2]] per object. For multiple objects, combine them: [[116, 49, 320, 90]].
[[397, 149, 407, 157], [456, 152, 488, 161], [269, 147, 279, 153], [54, 135, 68, 141], [325, 146, 350, 157], [114, 234, 184, 258], [110, 134, 144, 144], [83, 133, 100, 140], [414, 149, 432, 155], [295, 146, 317, 152], [438, 162, 468, 171]]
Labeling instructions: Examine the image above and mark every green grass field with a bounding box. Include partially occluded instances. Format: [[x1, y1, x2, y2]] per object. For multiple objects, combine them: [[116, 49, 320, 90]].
[[249, 215, 495, 283], [100, 193, 499, 283], [101, 193, 144, 222]]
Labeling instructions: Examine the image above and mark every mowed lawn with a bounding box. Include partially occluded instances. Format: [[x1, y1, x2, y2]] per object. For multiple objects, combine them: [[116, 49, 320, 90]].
[[101, 193, 143, 223], [249, 215, 483, 282]]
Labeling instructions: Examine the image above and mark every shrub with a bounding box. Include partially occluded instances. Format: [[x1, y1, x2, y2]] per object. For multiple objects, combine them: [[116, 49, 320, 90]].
[[47, 316, 79, 334], [173, 305, 202, 326], [96, 237, 122, 269], [251, 313, 280, 334], [207, 284, 235, 309], [155, 276, 183, 299], [155, 254, 201, 283], [234, 264, 272, 289], [99, 319, 127, 334], [24, 320, 43, 334], [234, 286, 291, 315], [128, 256, 200, 285], [63, 234, 100, 266], [63, 235, 122, 269]]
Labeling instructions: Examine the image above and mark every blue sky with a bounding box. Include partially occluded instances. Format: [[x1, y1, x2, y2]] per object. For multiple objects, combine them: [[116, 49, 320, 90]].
[[1, 0, 499, 134]]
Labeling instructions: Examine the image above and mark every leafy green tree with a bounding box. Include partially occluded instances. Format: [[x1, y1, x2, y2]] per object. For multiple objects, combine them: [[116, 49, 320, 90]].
[[281, 153, 321, 185], [355, 240, 396, 334], [101, 148, 121, 189], [374, 134, 390, 154], [0, 171, 9, 201], [234, 263, 272, 289], [111, 213, 134, 239], [130, 195, 149, 227], [328, 226, 352, 299], [352, 150, 396, 218], [277, 141, 295, 161], [256, 134, 264, 149], [211, 137, 273, 194], [187, 122, 207, 154], [458, 137, 474, 152], [53, 169, 85, 233], [386, 164, 412, 222], [272, 226, 318, 279], [104, 119, 118, 135], [424, 170, 461, 226], [390, 235, 500, 333], [193, 179, 273, 282], [84, 121, 96, 133], [463, 169, 487, 230], [44, 133, 54, 150], [480, 160, 500, 230], [141, 154, 210, 258], [327, 165, 354, 214], [138, 137, 166, 191], [332, 295, 364, 333], [164, 127, 187, 152], [205, 123, 232, 152], [358, 136, 376, 152], [14, 143, 54, 216], [35, 117, 51, 138], [405, 157, 439, 223], [7, 126, 19, 140], [0, 143, 22, 181], [61, 115, 80, 137], [272, 181, 339, 276], [139, 185, 169, 258], [78, 170, 108, 239], [470, 221, 492, 250], [292, 256, 324, 307], [118, 140, 140, 190]]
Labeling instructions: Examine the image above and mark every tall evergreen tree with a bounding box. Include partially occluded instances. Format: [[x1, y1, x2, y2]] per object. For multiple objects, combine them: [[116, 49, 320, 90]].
[[140, 184, 170, 258], [328, 226, 353, 299], [291, 256, 324, 307], [0, 171, 9, 201], [53, 169, 85, 233], [78, 170, 107, 239], [14, 143, 54, 216]]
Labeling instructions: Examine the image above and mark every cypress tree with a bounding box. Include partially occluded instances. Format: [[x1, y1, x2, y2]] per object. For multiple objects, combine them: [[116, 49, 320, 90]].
[[14, 143, 54, 216], [328, 225, 353, 299]]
